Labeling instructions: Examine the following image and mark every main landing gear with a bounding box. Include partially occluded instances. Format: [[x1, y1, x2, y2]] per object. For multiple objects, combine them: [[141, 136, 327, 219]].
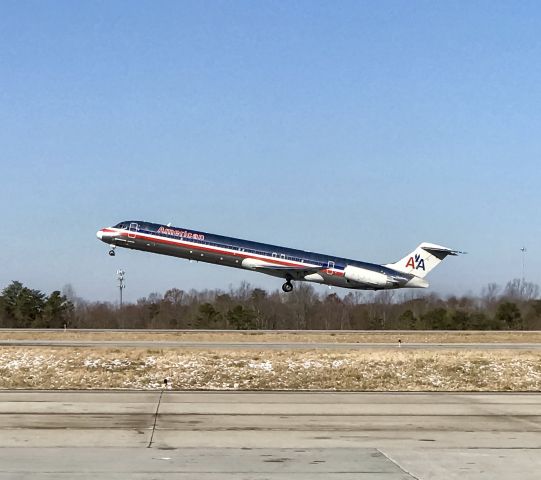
[[282, 275, 294, 293], [282, 282, 293, 293]]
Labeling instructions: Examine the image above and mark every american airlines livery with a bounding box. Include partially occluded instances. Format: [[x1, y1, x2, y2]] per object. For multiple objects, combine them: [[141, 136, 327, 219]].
[[96, 221, 462, 292]]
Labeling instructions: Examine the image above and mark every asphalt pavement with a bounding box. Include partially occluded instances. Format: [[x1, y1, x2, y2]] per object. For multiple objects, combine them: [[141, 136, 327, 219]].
[[1, 339, 540, 349]]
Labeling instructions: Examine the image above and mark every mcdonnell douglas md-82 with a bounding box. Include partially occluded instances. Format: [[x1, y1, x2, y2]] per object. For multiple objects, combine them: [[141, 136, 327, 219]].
[[97, 221, 462, 292]]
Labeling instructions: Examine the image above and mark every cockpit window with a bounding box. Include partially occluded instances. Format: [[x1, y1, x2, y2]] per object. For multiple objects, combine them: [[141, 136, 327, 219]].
[[114, 222, 127, 229]]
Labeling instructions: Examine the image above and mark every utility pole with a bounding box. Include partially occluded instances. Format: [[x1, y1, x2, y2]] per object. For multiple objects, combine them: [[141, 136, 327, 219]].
[[117, 269, 126, 308], [520, 247, 527, 283]]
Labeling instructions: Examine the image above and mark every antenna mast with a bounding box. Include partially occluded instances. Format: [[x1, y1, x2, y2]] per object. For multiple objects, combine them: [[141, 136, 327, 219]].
[[117, 269, 126, 308]]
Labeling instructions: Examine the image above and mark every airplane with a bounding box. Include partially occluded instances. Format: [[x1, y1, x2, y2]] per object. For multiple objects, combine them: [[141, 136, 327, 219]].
[[96, 221, 462, 292]]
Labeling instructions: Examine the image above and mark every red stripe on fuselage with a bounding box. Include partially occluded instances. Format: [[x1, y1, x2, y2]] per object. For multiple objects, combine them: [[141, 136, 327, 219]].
[[118, 230, 345, 276]]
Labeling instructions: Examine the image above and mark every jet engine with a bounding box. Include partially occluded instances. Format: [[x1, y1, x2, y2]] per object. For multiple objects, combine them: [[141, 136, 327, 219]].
[[343, 265, 396, 288]]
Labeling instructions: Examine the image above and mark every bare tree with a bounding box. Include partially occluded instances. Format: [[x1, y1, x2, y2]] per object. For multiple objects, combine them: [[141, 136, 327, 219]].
[[504, 279, 540, 301]]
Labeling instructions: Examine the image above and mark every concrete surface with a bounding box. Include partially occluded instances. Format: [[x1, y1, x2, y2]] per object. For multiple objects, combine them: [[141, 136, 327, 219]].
[[0, 391, 539, 479]]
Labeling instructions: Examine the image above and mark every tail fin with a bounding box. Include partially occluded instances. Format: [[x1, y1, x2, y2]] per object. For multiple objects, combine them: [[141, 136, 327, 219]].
[[385, 242, 462, 279]]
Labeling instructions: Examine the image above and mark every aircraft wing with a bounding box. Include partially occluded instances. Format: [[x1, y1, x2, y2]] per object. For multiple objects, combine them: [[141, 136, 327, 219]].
[[241, 258, 324, 280]]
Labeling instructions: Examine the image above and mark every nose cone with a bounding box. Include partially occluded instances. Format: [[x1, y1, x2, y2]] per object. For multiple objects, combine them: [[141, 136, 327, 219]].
[[97, 227, 118, 244]]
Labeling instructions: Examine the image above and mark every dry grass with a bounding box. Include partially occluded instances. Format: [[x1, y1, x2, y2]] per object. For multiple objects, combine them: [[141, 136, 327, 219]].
[[1, 346, 540, 391], [0, 330, 540, 344]]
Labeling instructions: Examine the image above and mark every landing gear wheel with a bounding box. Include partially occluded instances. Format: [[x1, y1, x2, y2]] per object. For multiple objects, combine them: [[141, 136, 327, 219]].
[[108, 249, 116, 256], [282, 281, 293, 293]]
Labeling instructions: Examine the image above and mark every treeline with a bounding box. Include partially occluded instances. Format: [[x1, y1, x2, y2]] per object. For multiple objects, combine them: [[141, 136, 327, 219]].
[[0, 281, 73, 328], [1, 279, 540, 330]]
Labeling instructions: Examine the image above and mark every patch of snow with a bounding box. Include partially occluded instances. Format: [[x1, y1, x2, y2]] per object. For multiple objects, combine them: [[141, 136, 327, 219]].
[[248, 360, 273, 372]]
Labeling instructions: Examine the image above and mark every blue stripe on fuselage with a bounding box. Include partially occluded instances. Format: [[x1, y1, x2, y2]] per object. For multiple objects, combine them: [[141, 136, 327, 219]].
[[116, 220, 400, 276]]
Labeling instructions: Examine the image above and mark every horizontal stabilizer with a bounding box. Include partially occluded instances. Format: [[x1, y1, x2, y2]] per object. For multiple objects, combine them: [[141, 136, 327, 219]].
[[421, 243, 465, 258]]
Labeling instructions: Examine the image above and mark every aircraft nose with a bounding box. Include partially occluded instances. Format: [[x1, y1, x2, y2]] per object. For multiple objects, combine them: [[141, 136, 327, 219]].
[[96, 230, 103, 240]]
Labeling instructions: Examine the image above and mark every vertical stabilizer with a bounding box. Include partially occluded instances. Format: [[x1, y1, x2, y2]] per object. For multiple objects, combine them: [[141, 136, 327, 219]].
[[385, 242, 461, 279]]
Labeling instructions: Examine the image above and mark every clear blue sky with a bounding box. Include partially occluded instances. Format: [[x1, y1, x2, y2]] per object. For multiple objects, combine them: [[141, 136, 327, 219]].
[[1, 1, 540, 302]]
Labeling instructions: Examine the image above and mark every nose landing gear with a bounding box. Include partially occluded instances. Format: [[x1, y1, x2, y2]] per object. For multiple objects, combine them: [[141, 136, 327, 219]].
[[108, 247, 116, 257]]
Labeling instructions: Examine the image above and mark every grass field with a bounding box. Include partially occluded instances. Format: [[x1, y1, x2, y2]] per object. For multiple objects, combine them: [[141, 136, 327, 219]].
[[1, 346, 540, 391]]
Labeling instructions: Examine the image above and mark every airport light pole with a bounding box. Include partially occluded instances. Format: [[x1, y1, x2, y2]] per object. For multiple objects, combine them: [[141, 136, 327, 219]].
[[117, 269, 126, 308]]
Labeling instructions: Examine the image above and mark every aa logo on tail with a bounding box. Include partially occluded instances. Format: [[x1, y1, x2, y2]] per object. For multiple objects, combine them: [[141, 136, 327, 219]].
[[406, 254, 426, 271]]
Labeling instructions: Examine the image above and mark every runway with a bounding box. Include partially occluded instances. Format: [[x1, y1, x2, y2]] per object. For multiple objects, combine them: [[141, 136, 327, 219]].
[[1, 339, 540, 350], [0, 391, 539, 479]]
